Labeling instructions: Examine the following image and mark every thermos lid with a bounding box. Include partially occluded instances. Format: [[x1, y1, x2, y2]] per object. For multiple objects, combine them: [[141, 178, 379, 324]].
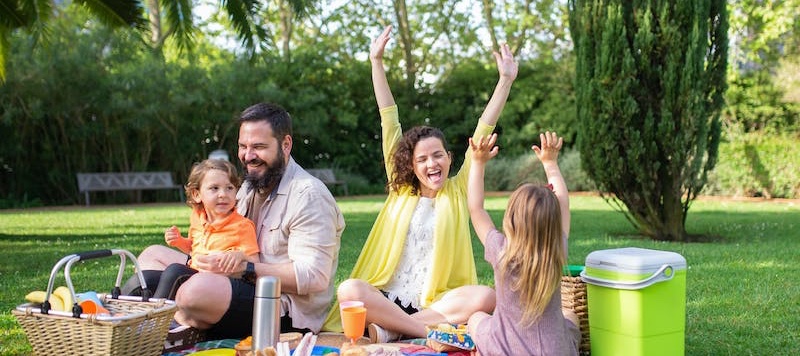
[[255, 276, 281, 297]]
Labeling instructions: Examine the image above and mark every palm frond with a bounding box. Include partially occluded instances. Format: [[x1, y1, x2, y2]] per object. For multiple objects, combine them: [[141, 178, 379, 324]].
[[222, 0, 266, 54], [0, 27, 8, 81], [162, 0, 194, 51], [0, 0, 52, 28], [75, 0, 146, 29]]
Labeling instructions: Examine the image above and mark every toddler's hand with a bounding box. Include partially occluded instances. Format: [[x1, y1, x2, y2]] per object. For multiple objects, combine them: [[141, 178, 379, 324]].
[[164, 226, 180, 246]]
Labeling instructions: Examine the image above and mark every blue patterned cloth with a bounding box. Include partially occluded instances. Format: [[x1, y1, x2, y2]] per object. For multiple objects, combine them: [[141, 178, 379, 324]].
[[162, 339, 239, 356]]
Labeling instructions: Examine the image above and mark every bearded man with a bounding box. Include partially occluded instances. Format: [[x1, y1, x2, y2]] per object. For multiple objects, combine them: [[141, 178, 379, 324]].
[[124, 103, 345, 344]]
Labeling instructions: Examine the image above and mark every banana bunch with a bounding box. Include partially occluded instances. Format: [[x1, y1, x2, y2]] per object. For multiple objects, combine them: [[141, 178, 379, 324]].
[[25, 286, 75, 312]]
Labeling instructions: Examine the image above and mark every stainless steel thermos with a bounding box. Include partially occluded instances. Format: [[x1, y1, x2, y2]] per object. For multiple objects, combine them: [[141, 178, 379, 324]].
[[252, 276, 281, 351]]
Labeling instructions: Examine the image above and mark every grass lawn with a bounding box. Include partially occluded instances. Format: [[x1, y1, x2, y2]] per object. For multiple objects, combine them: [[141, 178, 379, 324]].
[[1, 194, 798, 355]]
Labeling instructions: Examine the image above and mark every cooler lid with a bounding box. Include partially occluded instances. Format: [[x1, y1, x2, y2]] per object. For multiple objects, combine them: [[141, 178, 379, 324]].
[[585, 247, 686, 274]]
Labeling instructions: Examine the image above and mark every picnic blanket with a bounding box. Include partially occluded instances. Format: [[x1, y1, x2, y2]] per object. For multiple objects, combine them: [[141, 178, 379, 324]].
[[161, 338, 473, 356], [162, 339, 238, 356]]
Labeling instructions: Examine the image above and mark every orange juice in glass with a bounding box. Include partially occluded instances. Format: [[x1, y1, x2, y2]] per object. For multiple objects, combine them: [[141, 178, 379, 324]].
[[340, 301, 367, 344]]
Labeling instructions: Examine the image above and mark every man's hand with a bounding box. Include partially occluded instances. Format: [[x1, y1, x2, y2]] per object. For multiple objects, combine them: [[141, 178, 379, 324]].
[[193, 252, 246, 276]]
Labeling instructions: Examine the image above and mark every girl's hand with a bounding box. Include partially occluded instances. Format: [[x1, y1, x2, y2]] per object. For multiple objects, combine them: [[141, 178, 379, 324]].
[[532, 131, 563, 163], [370, 25, 392, 62], [494, 43, 518, 81], [469, 133, 500, 164]]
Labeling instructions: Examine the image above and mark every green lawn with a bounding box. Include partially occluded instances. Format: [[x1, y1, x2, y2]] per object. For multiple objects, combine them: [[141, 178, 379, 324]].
[[1, 195, 798, 355]]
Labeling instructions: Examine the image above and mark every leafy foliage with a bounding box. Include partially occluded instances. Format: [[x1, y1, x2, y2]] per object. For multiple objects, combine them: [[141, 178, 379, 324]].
[[568, 0, 729, 241], [705, 131, 800, 199]]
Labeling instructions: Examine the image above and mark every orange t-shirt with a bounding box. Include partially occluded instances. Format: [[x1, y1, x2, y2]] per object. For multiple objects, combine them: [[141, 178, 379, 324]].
[[186, 208, 258, 270]]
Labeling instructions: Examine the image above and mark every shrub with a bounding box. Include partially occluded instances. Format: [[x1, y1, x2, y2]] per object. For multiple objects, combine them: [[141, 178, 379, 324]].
[[483, 149, 596, 192], [705, 131, 800, 199]]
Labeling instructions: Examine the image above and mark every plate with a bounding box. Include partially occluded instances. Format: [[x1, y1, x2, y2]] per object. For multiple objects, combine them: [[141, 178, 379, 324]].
[[187, 349, 236, 356]]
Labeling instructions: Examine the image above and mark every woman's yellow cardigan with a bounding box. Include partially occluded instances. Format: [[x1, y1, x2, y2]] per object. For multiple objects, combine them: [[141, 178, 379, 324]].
[[322, 105, 494, 331]]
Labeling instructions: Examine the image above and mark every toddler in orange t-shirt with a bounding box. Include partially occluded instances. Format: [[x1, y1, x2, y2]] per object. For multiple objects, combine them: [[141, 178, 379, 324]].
[[154, 159, 259, 299]]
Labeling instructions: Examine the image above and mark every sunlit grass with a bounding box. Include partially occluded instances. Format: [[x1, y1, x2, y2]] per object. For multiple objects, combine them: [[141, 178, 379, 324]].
[[1, 195, 798, 355]]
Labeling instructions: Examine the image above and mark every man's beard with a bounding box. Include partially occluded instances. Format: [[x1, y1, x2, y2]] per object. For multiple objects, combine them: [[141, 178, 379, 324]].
[[244, 150, 286, 194]]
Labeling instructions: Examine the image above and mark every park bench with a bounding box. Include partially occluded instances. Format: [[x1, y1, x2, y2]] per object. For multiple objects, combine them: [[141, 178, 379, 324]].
[[306, 168, 348, 196], [76, 172, 185, 206]]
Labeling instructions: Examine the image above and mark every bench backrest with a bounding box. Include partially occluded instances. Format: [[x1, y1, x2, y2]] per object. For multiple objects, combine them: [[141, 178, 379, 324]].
[[77, 172, 180, 192], [306, 168, 338, 183]]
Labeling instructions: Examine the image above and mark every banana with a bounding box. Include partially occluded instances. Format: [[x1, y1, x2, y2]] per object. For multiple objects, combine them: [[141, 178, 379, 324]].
[[54, 286, 74, 312], [25, 290, 64, 312], [25, 290, 47, 304]]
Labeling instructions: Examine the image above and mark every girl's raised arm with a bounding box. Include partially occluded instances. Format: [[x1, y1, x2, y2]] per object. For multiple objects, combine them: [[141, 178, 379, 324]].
[[468, 134, 500, 245], [532, 132, 570, 238]]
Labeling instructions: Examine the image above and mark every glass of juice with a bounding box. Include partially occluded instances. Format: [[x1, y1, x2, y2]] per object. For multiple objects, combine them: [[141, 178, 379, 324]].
[[340, 301, 367, 344]]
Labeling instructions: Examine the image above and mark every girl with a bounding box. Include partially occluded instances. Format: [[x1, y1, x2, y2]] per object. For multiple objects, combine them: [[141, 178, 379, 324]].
[[467, 132, 580, 355], [153, 158, 260, 299]]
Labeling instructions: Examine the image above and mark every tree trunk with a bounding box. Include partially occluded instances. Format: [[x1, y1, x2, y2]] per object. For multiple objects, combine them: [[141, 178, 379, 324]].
[[392, 0, 417, 97], [146, 0, 165, 58], [280, 0, 293, 62]]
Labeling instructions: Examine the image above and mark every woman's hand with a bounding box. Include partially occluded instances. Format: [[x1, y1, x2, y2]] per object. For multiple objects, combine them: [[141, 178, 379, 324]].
[[494, 43, 518, 82], [370, 25, 392, 62]]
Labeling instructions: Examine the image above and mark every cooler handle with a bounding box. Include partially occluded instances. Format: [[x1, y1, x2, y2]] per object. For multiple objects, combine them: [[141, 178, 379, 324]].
[[579, 264, 675, 290]]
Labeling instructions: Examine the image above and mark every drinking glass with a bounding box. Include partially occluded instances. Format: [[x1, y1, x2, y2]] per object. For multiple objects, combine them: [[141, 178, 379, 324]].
[[340, 301, 367, 344]]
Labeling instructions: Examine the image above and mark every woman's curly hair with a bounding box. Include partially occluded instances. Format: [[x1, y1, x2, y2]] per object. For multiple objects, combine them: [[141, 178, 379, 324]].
[[388, 126, 449, 195]]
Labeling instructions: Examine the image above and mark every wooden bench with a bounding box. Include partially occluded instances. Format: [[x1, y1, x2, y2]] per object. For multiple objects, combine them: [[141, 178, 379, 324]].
[[306, 168, 348, 196], [77, 172, 185, 206]]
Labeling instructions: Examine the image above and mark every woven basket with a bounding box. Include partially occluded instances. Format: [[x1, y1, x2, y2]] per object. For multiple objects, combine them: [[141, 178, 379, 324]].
[[14, 294, 176, 356], [13, 249, 177, 356], [561, 275, 590, 355]]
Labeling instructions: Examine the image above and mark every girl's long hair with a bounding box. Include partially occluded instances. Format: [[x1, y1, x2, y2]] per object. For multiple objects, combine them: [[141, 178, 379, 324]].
[[499, 183, 565, 325]]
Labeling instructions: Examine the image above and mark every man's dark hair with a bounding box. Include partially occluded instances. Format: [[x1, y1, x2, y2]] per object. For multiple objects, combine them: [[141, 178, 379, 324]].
[[239, 102, 293, 138]]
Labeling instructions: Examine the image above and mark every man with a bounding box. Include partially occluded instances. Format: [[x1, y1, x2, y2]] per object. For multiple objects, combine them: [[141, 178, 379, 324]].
[[125, 102, 345, 340]]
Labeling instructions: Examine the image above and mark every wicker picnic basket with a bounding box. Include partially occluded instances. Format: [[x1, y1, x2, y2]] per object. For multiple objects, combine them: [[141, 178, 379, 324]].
[[13, 249, 177, 356], [562, 266, 590, 355]]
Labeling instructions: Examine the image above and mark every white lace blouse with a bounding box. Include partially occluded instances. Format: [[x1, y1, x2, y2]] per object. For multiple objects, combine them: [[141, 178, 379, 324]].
[[383, 197, 436, 310]]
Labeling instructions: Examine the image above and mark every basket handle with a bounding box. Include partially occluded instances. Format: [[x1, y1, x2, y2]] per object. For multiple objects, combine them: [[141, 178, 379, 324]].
[[42, 249, 151, 317]]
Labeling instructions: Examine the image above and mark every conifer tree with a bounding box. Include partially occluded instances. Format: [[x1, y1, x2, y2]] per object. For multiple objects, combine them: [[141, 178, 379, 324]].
[[568, 0, 728, 241]]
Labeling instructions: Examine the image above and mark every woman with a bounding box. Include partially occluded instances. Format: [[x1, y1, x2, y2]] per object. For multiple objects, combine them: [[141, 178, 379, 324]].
[[323, 25, 518, 342]]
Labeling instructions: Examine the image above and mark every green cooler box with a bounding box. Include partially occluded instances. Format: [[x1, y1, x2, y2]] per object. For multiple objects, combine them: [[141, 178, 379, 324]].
[[580, 247, 687, 356]]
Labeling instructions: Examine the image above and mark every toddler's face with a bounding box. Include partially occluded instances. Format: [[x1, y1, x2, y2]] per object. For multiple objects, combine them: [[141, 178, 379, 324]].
[[194, 169, 237, 222]]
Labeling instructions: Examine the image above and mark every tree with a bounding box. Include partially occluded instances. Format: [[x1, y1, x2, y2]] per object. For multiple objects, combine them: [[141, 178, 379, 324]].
[[568, 0, 728, 241], [0, 0, 144, 81], [0, 0, 317, 80]]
